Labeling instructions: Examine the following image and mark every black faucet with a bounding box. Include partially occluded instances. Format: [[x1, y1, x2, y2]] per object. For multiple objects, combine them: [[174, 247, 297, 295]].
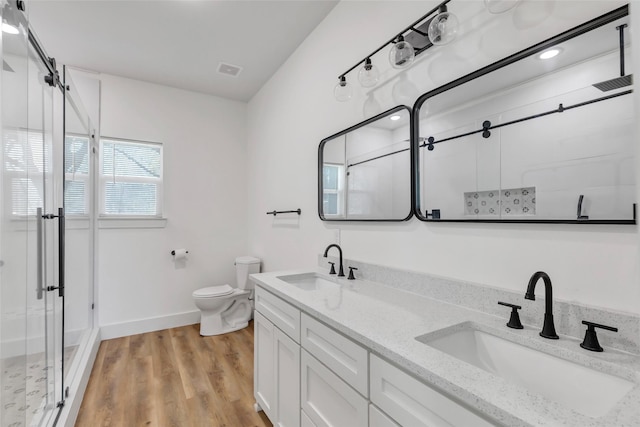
[[323, 244, 345, 277], [524, 271, 559, 339]]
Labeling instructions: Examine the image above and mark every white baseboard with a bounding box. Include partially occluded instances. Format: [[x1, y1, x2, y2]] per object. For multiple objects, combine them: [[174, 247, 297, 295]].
[[99, 310, 201, 340]]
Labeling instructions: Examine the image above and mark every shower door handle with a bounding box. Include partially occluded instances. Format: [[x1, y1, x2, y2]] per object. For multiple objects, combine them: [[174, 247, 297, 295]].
[[37, 207, 44, 300], [57, 207, 64, 298], [42, 208, 65, 298]]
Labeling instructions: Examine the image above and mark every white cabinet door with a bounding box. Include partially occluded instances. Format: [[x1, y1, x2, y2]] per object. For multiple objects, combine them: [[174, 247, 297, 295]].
[[369, 405, 400, 427], [254, 311, 276, 420], [274, 327, 300, 427], [370, 355, 498, 427], [255, 310, 301, 427], [301, 350, 368, 427]]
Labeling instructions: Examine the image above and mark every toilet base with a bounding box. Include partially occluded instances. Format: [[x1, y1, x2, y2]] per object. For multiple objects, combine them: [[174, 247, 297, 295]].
[[199, 319, 249, 336], [197, 296, 252, 336]]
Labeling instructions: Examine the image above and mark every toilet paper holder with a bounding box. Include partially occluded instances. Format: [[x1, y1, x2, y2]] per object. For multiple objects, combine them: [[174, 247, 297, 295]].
[[171, 249, 189, 256]]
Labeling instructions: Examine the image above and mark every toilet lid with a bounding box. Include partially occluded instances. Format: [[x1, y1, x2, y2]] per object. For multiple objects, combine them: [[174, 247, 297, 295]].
[[193, 285, 234, 298]]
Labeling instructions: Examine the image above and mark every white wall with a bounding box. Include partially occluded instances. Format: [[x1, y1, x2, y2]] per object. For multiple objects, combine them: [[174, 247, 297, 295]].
[[95, 74, 248, 337], [247, 1, 640, 314]]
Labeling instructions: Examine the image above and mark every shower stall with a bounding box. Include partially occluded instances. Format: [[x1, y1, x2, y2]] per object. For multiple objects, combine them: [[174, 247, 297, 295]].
[[1, 1, 98, 426]]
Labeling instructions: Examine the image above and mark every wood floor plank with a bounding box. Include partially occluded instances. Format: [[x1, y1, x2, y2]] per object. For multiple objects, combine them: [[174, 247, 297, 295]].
[[128, 355, 157, 426], [76, 321, 272, 427]]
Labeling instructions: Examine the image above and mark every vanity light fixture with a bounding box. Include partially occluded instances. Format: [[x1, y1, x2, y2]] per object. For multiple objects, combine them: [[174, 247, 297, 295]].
[[334, 76, 352, 102], [428, 5, 459, 46], [2, 20, 19, 35], [334, 0, 457, 101], [538, 48, 561, 60], [389, 35, 415, 69], [358, 58, 380, 87]]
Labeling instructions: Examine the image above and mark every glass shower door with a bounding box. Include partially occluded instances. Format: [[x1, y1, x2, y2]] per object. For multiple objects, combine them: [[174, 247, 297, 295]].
[[0, 0, 64, 424]]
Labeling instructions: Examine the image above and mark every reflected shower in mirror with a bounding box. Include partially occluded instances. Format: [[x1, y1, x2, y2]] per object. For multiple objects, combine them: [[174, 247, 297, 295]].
[[319, 106, 412, 221], [414, 6, 635, 224]]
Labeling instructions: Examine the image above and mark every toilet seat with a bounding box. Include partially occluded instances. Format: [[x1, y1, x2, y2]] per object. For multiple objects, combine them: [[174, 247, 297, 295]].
[[193, 285, 234, 298]]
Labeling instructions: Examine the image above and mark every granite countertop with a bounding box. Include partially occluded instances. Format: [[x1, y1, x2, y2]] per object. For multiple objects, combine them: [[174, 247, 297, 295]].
[[250, 269, 640, 427]]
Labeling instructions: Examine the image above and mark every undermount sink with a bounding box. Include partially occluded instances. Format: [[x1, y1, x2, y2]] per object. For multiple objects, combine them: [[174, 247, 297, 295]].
[[276, 273, 340, 291], [416, 323, 635, 418]]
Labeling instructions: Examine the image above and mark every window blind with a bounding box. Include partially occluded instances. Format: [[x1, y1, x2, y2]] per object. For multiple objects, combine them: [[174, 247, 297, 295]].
[[100, 139, 162, 216], [65, 135, 90, 216]]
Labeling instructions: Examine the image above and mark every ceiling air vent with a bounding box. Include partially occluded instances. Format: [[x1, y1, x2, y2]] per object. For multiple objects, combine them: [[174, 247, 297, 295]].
[[217, 62, 242, 77]]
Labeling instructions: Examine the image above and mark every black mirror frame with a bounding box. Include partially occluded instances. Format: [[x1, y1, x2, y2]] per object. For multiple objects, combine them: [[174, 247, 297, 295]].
[[318, 105, 414, 222], [411, 4, 635, 225]]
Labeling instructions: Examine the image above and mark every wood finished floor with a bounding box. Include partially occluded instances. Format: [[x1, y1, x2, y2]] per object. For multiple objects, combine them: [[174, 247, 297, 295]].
[[75, 321, 273, 427]]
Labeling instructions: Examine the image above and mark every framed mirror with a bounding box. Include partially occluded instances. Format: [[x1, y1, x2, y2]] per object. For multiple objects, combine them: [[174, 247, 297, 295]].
[[319, 106, 413, 221], [414, 5, 635, 224]]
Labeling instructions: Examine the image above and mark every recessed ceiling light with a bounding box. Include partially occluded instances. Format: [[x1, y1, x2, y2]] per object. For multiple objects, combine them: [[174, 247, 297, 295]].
[[539, 48, 561, 60], [390, 115, 402, 121], [2, 22, 19, 35]]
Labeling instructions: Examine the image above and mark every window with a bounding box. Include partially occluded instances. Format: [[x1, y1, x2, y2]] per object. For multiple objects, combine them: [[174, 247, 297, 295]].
[[99, 138, 163, 217], [3, 129, 51, 217], [322, 164, 344, 216], [65, 135, 91, 216]]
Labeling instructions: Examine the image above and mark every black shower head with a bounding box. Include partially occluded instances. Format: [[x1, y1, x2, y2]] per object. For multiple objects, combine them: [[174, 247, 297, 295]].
[[593, 23, 632, 92], [593, 74, 633, 92]]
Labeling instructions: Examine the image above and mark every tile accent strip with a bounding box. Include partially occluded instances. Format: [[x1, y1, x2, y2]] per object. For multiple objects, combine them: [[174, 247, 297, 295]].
[[464, 186, 536, 216]]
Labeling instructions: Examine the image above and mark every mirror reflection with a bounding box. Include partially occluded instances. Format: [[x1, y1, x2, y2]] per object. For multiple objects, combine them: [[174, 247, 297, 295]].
[[319, 106, 412, 221], [415, 10, 635, 223]]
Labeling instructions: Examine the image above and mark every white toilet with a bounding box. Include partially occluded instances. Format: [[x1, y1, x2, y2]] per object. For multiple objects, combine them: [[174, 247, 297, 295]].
[[192, 256, 261, 336]]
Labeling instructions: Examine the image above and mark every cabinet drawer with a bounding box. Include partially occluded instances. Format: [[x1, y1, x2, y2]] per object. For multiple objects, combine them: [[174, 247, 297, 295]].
[[301, 350, 368, 427], [369, 404, 400, 427], [255, 287, 300, 342], [370, 355, 498, 427], [301, 313, 368, 396]]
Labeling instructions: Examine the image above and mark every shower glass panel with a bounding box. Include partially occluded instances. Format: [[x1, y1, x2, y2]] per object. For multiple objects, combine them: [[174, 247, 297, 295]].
[[62, 67, 94, 388], [1, 1, 64, 425]]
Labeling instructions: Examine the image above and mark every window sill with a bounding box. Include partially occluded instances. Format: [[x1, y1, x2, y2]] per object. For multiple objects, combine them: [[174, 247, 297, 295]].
[[7, 216, 91, 231], [98, 217, 167, 229]]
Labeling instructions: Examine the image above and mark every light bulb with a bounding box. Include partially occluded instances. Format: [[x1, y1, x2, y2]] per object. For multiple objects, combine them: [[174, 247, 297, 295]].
[[358, 58, 379, 88], [428, 7, 459, 46], [334, 76, 352, 102], [362, 93, 382, 118], [484, 0, 521, 14], [389, 36, 415, 69], [2, 22, 19, 35]]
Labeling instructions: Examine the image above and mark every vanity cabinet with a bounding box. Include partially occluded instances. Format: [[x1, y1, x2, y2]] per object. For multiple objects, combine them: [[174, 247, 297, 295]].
[[370, 355, 497, 427], [254, 285, 499, 427], [300, 313, 368, 396], [301, 349, 368, 427], [254, 289, 301, 427]]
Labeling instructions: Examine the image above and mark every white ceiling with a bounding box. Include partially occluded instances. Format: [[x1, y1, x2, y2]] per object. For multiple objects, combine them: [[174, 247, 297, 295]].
[[27, 0, 338, 102]]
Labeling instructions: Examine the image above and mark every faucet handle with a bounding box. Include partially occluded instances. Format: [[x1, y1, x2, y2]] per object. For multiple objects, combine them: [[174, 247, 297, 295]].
[[328, 262, 336, 275], [347, 267, 358, 280], [497, 301, 524, 329], [580, 320, 618, 352]]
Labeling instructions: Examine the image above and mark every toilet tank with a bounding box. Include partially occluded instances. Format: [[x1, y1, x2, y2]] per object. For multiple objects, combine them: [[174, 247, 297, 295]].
[[235, 256, 261, 290]]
